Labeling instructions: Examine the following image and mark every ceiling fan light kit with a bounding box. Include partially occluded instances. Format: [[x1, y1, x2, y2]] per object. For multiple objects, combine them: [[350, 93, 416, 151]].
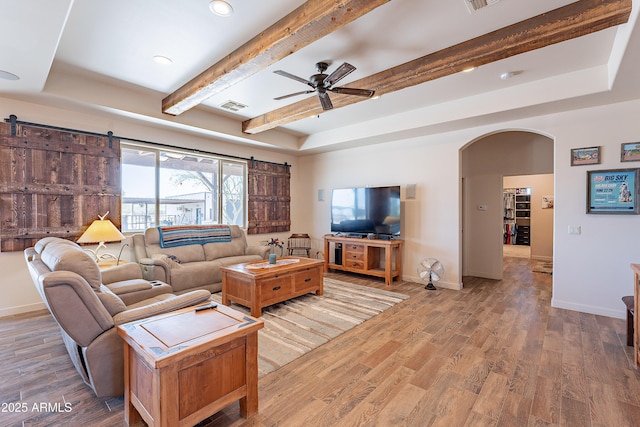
[[274, 61, 375, 111]]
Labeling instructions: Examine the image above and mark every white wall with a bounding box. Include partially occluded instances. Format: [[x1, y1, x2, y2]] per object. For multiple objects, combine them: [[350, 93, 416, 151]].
[[295, 99, 640, 319], [3, 97, 640, 320], [548, 101, 640, 318], [296, 137, 462, 290]]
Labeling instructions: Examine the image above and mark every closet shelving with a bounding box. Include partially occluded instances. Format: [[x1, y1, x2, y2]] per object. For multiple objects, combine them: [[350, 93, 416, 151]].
[[503, 187, 531, 246]]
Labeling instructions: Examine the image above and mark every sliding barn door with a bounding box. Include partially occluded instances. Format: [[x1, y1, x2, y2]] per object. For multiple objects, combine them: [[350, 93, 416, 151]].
[[0, 120, 121, 251]]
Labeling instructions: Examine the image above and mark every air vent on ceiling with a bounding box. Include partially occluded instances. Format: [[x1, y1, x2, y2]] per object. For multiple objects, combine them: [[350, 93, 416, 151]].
[[219, 100, 248, 112], [465, 0, 500, 13]]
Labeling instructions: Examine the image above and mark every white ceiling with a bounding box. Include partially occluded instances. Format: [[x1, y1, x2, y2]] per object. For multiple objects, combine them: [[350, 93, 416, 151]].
[[1, 0, 639, 153]]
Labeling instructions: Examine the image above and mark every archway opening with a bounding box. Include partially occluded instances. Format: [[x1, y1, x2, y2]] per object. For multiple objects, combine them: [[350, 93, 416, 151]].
[[461, 130, 554, 281]]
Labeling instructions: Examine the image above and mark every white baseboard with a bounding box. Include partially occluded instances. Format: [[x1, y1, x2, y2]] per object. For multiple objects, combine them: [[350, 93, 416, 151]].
[[0, 301, 46, 318], [465, 269, 502, 280], [404, 275, 462, 290], [551, 298, 625, 320]]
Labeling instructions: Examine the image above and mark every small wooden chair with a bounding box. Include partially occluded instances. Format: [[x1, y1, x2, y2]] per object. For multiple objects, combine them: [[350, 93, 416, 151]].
[[622, 295, 634, 347], [287, 234, 311, 257]]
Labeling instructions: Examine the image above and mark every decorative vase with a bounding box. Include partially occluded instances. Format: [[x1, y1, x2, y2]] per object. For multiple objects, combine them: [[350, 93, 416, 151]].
[[269, 246, 283, 256]]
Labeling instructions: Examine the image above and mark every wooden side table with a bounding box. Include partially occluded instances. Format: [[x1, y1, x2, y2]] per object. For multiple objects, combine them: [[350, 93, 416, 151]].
[[117, 303, 264, 427]]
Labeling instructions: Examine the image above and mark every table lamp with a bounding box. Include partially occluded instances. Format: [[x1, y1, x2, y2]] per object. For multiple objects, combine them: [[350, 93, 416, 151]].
[[77, 212, 125, 261]]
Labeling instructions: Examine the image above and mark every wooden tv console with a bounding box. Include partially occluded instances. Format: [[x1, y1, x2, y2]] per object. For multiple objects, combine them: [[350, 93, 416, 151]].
[[323, 234, 403, 285]]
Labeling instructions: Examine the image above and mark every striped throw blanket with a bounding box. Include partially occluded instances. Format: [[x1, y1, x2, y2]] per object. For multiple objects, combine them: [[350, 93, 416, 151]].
[[158, 225, 232, 248]]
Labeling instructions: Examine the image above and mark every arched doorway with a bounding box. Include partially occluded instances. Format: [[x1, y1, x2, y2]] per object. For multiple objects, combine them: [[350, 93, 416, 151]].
[[461, 130, 553, 280]]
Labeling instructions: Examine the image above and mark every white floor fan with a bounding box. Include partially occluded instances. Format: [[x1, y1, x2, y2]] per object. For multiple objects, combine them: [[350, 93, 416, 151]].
[[417, 258, 444, 290]]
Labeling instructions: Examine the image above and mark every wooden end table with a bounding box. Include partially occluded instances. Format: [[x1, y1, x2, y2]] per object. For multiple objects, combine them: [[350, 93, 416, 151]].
[[221, 257, 324, 317], [117, 303, 264, 427]]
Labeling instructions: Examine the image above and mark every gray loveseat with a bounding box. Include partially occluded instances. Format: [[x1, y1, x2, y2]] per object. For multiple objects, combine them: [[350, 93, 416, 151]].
[[24, 237, 211, 397], [132, 225, 270, 294]]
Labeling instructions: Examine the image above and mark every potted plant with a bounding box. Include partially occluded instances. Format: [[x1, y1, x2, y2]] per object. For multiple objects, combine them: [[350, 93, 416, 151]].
[[265, 237, 284, 256]]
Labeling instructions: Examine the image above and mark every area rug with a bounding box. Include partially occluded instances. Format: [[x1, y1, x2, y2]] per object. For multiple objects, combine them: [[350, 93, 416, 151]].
[[531, 259, 553, 274], [210, 278, 409, 377]]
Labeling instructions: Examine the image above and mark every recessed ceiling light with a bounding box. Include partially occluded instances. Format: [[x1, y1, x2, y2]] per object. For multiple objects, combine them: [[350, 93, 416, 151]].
[[462, 66, 476, 73], [153, 55, 173, 65], [209, 0, 233, 16], [500, 70, 522, 80], [0, 70, 20, 80]]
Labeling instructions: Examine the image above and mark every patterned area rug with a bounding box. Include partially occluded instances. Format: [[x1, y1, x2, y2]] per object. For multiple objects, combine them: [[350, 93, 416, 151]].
[[531, 260, 553, 274], [211, 278, 409, 377]]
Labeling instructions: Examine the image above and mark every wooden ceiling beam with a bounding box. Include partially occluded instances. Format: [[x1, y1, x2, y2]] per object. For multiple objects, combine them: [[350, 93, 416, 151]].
[[162, 0, 390, 116], [242, 0, 632, 134]]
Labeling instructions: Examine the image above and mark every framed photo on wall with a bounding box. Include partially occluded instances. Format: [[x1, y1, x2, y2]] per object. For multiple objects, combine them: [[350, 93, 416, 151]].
[[621, 142, 640, 162], [571, 146, 600, 166], [587, 168, 640, 214]]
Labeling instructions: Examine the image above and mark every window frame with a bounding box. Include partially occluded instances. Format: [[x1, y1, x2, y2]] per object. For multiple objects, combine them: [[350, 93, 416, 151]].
[[120, 141, 247, 232]]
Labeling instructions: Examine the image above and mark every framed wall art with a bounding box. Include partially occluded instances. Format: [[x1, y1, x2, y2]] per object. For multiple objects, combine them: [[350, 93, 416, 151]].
[[571, 146, 600, 166], [621, 142, 640, 162], [587, 168, 640, 214]]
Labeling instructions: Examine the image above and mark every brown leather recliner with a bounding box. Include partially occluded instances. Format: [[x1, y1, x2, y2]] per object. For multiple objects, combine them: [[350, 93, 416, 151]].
[[24, 237, 211, 397]]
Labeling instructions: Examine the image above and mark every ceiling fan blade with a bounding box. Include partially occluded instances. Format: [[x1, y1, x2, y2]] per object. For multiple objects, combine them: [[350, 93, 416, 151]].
[[274, 90, 315, 100], [330, 87, 375, 97], [318, 91, 333, 110], [323, 62, 356, 87], [273, 70, 313, 87]]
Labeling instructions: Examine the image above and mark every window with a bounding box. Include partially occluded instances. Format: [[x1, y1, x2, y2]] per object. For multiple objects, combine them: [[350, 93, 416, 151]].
[[121, 143, 246, 232]]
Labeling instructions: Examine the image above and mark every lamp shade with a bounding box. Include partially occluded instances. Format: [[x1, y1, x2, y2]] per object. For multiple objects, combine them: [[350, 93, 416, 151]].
[[77, 219, 124, 244]]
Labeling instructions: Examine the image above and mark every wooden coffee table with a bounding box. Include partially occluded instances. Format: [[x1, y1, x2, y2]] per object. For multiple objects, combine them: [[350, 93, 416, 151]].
[[221, 257, 324, 317], [117, 303, 263, 427]]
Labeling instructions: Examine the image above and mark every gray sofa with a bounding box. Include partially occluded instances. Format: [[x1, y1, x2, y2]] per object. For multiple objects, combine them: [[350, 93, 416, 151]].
[[132, 225, 270, 294], [24, 237, 211, 397]]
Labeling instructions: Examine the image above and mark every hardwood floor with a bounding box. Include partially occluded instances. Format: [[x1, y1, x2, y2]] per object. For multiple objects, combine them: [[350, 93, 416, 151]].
[[2, 256, 639, 426]]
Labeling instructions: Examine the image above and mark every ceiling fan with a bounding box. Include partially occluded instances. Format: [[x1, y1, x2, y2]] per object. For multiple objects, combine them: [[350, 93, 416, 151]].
[[273, 62, 375, 111]]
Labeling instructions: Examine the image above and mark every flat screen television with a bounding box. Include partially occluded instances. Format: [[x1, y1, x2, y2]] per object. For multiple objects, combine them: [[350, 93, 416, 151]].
[[330, 185, 401, 238]]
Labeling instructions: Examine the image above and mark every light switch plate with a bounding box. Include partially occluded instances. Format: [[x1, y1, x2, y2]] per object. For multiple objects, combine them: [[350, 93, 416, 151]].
[[568, 225, 581, 235]]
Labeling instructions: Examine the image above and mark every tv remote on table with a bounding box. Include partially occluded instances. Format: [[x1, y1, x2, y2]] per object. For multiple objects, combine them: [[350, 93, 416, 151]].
[[195, 302, 218, 312]]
